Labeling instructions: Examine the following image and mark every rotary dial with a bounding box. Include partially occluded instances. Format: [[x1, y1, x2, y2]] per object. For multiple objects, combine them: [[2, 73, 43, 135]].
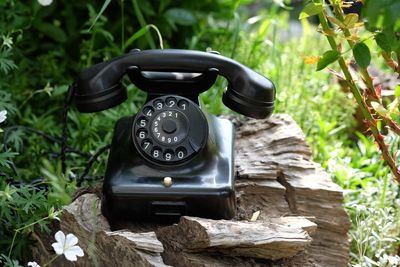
[[133, 95, 208, 164]]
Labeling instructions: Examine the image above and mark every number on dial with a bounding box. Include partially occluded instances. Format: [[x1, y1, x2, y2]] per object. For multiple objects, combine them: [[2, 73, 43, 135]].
[[164, 151, 174, 161], [137, 130, 147, 139], [137, 117, 148, 127], [154, 100, 163, 110], [141, 140, 152, 150], [176, 147, 187, 159], [143, 107, 154, 117], [166, 97, 176, 107], [152, 148, 161, 158], [178, 100, 188, 110]]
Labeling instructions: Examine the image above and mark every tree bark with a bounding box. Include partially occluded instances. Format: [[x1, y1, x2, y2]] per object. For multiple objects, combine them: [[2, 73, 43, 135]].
[[157, 216, 316, 260]]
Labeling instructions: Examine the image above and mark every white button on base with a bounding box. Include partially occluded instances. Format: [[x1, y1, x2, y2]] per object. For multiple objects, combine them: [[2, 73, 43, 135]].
[[163, 177, 173, 187]]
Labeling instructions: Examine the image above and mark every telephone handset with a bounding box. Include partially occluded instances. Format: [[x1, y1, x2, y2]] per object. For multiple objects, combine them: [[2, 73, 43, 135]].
[[74, 49, 275, 221]]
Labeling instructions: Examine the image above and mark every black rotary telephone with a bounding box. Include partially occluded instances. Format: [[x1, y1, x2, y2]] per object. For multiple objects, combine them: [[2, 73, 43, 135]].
[[73, 49, 275, 221]]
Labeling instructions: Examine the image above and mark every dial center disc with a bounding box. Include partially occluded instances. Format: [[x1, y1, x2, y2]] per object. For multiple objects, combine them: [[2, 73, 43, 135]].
[[162, 119, 177, 134]]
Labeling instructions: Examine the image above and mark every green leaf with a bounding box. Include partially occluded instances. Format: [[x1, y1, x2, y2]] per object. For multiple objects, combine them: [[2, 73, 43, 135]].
[[123, 26, 148, 49], [375, 32, 392, 52], [299, 3, 323, 20], [371, 101, 390, 117], [0, 147, 18, 169], [327, 16, 346, 28], [395, 84, 400, 97], [388, 96, 400, 114], [164, 8, 196, 26], [0, 49, 17, 75], [316, 50, 340, 71], [88, 0, 111, 31], [343, 13, 359, 28], [353, 43, 371, 68], [34, 22, 67, 43], [0, 254, 23, 267], [6, 129, 24, 152]]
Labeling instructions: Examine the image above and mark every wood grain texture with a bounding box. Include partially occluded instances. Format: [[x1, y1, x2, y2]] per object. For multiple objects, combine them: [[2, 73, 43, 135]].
[[32, 114, 350, 267], [156, 216, 316, 260], [31, 193, 168, 267], [235, 115, 351, 267]]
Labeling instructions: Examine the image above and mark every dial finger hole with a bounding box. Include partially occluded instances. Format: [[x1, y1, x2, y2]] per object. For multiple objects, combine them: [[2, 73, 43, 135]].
[[152, 147, 162, 159], [164, 150, 174, 161], [153, 99, 164, 110], [165, 97, 176, 107], [137, 116, 148, 127], [141, 139, 152, 151], [137, 129, 148, 139], [178, 99, 189, 110], [176, 147, 187, 159], [143, 106, 154, 117]]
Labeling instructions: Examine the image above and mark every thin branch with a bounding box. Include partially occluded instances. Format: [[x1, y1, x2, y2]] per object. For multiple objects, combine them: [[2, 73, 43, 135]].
[[77, 144, 111, 186], [2, 125, 90, 158]]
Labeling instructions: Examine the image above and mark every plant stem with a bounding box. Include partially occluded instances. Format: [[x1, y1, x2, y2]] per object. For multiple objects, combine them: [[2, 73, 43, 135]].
[[397, 52, 400, 74], [86, 33, 96, 67], [147, 24, 163, 49], [329, 2, 376, 96], [318, 11, 400, 182], [8, 216, 49, 257], [43, 254, 59, 267], [121, 0, 125, 51], [380, 169, 388, 208], [331, 2, 400, 136]]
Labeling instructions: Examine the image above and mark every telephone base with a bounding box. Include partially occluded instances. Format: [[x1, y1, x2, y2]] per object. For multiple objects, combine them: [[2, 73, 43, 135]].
[[102, 189, 235, 222], [102, 114, 236, 221]]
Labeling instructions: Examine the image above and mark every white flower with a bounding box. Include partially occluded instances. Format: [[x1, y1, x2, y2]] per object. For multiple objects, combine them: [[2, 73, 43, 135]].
[[37, 0, 53, 6], [51, 231, 84, 261], [27, 262, 41, 267], [1, 35, 13, 49], [0, 110, 7, 123], [384, 255, 400, 266]]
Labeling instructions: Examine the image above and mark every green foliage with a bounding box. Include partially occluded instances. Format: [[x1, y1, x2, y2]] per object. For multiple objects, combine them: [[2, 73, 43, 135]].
[[298, 1, 400, 264], [0, 254, 23, 267], [298, 2, 323, 20], [317, 50, 340, 71], [301, 0, 400, 179], [374, 32, 393, 53], [0, 0, 398, 265], [41, 161, 75, 206], [353, 43, 371, 69], [0, 147, 18, 169], [350, 203, 400, 266], [0, 183, 49, 259], [164, 8, 197, 26], [363, 0, 400, 53], [0, 48, 18, 75], [323, 133, 400, 266], [0, 0, 248, 263]]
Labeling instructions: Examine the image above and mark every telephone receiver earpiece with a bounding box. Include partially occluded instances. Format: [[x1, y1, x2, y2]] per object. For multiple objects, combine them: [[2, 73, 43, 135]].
[[74, 49, 275, 119]]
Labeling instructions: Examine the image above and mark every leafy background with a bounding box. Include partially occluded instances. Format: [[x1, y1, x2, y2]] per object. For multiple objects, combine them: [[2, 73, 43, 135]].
[[0, 0, 399, 266]]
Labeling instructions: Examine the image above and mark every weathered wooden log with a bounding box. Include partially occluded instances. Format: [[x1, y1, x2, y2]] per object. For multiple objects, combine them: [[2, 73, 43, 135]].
[[234, 115, 351, 267], [31, 193, 168, 267], [156, 216, 316, 260], [31, 114, 350, 267]]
